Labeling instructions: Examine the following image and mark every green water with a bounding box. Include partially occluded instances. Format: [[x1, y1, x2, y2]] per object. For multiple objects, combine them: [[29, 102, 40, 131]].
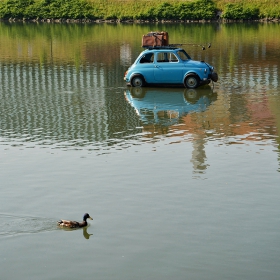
[[0, 22, 280, 280]]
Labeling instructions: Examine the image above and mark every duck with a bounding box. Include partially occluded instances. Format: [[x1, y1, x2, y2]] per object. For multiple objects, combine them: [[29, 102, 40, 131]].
[[57, 213, 93, 228]]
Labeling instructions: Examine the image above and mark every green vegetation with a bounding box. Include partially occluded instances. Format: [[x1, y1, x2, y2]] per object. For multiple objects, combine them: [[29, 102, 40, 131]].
[[0, 0, 96, 19], [222, 4, 259, 20], [0, 0, 279, 21], [215, 0, 280, 19]]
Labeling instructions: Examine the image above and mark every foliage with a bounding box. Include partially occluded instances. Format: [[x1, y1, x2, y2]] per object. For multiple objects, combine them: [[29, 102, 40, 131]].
[[0, 0, 216, 20], [0, 0, 279, 20], [0, 0, 96, 19], [143, 0, 216, 20], [222, 3, 259, 20], [259, 5, 280, 19], [0, 0, 34, 18], [175, 0, 216, 20]]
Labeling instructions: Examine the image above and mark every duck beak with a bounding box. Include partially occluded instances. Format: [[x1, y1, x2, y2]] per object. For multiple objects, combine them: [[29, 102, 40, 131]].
[[89, 216, 93, 220]]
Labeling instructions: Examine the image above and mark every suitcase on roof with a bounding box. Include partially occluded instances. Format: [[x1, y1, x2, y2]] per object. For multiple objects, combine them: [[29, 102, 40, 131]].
[[142, 31, 169, 47]]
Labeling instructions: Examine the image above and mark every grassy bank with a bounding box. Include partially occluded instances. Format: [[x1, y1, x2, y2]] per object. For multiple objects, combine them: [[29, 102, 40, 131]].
[[0, 0, 279, 21]]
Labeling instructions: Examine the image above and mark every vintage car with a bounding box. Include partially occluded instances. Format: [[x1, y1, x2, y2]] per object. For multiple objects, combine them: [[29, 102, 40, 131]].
[[124, 47, 218, 88]]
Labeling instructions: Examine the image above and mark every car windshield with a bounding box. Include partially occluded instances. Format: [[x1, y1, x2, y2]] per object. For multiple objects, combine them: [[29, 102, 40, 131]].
[[176, 50, 191, 61], [139, 53, 154, 63]]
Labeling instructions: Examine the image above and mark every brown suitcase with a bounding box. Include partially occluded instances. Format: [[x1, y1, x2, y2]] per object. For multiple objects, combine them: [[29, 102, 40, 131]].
[[142, 31, 169, 47]]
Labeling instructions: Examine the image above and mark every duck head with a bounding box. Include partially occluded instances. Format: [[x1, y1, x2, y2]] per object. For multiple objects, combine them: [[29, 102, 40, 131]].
[[83, 213, 93, 221]]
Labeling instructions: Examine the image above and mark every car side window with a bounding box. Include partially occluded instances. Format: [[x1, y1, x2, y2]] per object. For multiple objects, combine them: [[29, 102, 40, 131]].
[[140, 53, 154, 63], [157, 52, 168, 63], [157, 52, 178, 63], [169, 53, 179, 62]]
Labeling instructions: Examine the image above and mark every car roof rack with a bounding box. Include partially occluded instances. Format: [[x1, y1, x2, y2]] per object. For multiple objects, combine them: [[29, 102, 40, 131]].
[[145, 46, 180, 50], [145, 43, 211, 51]]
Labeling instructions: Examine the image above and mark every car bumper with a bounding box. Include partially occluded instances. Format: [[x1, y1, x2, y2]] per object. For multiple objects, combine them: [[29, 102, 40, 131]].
[[209, 72, 218, 82]]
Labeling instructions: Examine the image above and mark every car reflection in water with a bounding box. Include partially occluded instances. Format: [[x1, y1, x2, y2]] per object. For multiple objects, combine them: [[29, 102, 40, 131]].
[[124, 86, 217, 175], [124, 86, 217, 126]]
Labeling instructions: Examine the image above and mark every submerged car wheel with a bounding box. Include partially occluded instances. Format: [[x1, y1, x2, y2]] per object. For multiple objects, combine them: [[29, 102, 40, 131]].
[[131, 75, 145, 87], [184, 75, 199, 89], [131, 87, 146, 99], [184, 89, 198, 101]]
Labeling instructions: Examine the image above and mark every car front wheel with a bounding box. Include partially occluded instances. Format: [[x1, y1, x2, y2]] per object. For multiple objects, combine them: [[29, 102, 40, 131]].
[[131, 76, 145, 87], [184, 75, 199, 89]]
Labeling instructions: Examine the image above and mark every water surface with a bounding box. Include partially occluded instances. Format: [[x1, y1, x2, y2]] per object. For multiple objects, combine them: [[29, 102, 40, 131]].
[[0, 22, 280, 280]]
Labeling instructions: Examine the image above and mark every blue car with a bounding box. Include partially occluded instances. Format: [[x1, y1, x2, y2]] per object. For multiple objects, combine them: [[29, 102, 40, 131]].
[[124, 47, 218, 88]]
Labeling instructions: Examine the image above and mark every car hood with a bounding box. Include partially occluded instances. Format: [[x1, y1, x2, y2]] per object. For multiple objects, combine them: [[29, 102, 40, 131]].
[[184, 60, 210, 68]]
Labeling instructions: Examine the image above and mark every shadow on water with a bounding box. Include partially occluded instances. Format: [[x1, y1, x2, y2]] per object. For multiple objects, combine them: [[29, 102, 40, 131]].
[[124, 85, 217, 126], [0, 213, 93, 239]]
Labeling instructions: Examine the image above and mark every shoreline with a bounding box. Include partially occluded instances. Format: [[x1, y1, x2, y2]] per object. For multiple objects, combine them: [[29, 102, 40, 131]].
[[1, 18, 280, 24]]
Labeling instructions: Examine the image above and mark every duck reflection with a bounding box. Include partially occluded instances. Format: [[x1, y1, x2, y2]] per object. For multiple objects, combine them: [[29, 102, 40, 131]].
[[83, 226, 93, 239], [124, 86, 217, 126], [58, 226, 93, 240]]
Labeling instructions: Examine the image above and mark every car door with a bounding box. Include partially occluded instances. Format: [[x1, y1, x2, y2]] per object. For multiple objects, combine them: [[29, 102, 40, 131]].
[[134, 52, 155, 84], [153, 52, 183, 83]]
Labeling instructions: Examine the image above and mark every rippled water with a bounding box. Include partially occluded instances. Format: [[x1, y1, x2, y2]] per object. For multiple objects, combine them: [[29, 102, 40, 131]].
[[0, 214, 56, 236], [0, 22, 280, 280]]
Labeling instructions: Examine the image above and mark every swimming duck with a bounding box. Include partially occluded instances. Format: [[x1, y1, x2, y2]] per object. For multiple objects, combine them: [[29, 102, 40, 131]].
[[57, 213, 93, 228]]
